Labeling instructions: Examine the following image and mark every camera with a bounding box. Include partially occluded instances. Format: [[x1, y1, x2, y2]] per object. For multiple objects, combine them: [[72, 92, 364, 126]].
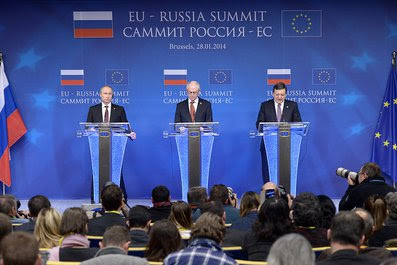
[[336, 167, 358, 182]]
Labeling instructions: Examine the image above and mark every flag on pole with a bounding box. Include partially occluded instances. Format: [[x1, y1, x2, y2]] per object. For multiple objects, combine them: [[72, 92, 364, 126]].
[[371, 63, 397, 183], [0, 62, 27, 186]]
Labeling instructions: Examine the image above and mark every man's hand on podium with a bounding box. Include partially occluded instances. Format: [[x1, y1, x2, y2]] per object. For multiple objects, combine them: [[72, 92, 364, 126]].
[[127, 131, 136, 140]]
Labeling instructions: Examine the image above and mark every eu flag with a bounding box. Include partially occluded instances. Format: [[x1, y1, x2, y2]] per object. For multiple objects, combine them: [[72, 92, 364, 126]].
[[281, 10, 322, 37], [209, 70, 232, 85], [312, 68, 336, 85], [106, 69, 129, 85], [371, 64, 397, 183]]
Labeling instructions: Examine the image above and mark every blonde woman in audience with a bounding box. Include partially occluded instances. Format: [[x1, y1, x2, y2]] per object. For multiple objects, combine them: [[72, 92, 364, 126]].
[[168, 201, 192, 238], [34, 207, 62, 248]]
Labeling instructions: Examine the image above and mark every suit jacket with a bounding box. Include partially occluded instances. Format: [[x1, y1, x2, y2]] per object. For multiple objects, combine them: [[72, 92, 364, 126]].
[[256, 99, 302, 151], [86, 103, 128, 123], [174, 98, 213, 123], [87, 213, 127, 236]]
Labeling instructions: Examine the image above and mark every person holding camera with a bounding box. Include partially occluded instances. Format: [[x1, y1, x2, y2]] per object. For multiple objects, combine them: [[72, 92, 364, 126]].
[[339, 162, 395, 211]]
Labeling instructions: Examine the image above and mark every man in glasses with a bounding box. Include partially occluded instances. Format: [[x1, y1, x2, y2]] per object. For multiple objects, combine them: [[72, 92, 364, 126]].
[[339, 162, 395, 211]]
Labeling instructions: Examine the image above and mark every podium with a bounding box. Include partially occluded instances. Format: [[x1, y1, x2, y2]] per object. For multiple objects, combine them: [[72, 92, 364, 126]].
[[78, 122, 131, 203], [164, 122, 219, 201], [253, 122, 309, 195]]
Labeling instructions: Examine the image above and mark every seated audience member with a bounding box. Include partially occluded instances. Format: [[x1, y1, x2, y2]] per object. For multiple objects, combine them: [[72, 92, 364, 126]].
[[163, 212, 237, 265], [169, 201, 193, 238], [187, 186, 207, 214], [380, 258, 397, 265], [267, 233, 315, 265], [48, 207, 98, 261], [260, 182, 279, 205], [369, 192, 397, 247], [0, 213, 12, 252], [0, 195, 28, 224], [291, 192, 329, 247], [231, 191, 259, 231], [364, 195, 387, 232], [149, 185, 172, 222], [319, 208, 393, 261], [199, 201, 247, 247], [34, 207, 62, 248], [242, 197, 293, 261], [145, 219, 184, 262], [193, 184, 240, 223], [128, 205, 151, 247], [1, 231, 40, 265], [317, 211, 381, 265], [339, 162, 395, 211], [15, 195, 51, 233], [88, 184, 127, 236], [317, 195, 336, 229], [81, 225, 148, 265]]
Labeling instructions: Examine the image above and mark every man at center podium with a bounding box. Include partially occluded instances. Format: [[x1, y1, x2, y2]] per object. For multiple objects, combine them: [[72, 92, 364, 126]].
[[174, 81, 213, 123], [256, 82, 302, 184], [86, 85, 136, 202]]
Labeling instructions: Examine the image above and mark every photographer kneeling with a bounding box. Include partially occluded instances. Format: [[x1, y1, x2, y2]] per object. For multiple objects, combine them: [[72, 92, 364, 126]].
[[339, 162, 395, 211]]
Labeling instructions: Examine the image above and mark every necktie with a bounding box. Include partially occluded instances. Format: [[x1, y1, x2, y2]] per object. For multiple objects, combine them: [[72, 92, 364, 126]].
[[277, 103, 282, 122], [104, 106, 109, 123], [190, 101, 195, 122]]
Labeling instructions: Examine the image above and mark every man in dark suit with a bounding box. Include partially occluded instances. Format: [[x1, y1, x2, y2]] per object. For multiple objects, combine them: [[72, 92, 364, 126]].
[[88, 185, 127, 236], [256, 82, 302, 184], [174, 81, 213, 123], [86, 85, 135, 202]]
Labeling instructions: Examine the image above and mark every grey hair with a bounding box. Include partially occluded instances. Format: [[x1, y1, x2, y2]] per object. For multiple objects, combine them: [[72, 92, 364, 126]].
[[385, 192, 397, 219], [352, 208, 374, 242], [186, 80, 200, 90], [100, 85, 113, 94], [267, 233, 315, 265]]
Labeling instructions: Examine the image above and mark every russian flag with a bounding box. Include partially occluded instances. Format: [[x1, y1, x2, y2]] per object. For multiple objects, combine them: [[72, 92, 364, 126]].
[[0, 62, 27, 186], [267, 69, 291, 85], [61, 70, 84, 86], [164, 69, 187, 86], [73, 11, 113, 38]]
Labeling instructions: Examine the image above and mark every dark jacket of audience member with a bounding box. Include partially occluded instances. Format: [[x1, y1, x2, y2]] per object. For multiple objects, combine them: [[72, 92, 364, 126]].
[[145, 219, 184, 261], [242, 197, 294, 261], [88, 185, 127, 236], [128, 205, 150, 247], [292, 192, 329, 247], [49, 207, 98, 262], [149, 185, 172, 222], [15, 195, 51, 233], [317, 211, 381, 265], [370, 192, 397, 247], [81, 226, 148, 265]]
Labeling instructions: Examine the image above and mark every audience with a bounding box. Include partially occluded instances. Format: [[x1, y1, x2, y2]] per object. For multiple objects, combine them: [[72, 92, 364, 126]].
[[231, 191, 259, 231], [267, 233, 315, 265], [242, 197, 293, 261], [88, 184, 127, 236], [149, 185, 172, 222], [34, 207, 62, 248], [317, 195, 336, 229], [163, 212, 237, 265], [1, 231, 40, 265], [0, 213, 12, 253], [317, 211, 381, 265], [145, 219, 184, 262], [187, 186, 207, 214], [364, 195, 387, 232], [292, 192, 329, 247], [0, 195, 29, 224], [48, 207, 97, 261], [169, 201, 192, 238], [15, 195, 51, 233], [370, 192, 397, 247], [81, 225, 148, 265], [128, 205, 151, 247]]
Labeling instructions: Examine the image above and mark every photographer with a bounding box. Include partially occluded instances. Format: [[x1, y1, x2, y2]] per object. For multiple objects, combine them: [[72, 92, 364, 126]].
[[339, 162, 395, 211]]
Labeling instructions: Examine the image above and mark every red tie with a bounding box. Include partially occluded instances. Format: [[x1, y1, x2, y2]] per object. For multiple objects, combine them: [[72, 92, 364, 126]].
[[190, 101, 195, 122], [104, 106, 109, 123]]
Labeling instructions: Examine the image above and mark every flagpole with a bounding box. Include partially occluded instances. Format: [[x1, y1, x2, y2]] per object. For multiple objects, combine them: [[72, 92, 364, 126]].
[[0, 52, 4, 195], [392, 51, 396, 67]]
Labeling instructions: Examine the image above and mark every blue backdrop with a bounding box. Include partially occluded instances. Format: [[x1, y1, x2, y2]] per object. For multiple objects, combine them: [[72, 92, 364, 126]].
[[2, 0, 397, 199]]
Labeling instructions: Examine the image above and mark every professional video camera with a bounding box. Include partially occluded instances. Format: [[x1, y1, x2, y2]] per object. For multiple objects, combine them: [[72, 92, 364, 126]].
[[336, 167, 358, 182]]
